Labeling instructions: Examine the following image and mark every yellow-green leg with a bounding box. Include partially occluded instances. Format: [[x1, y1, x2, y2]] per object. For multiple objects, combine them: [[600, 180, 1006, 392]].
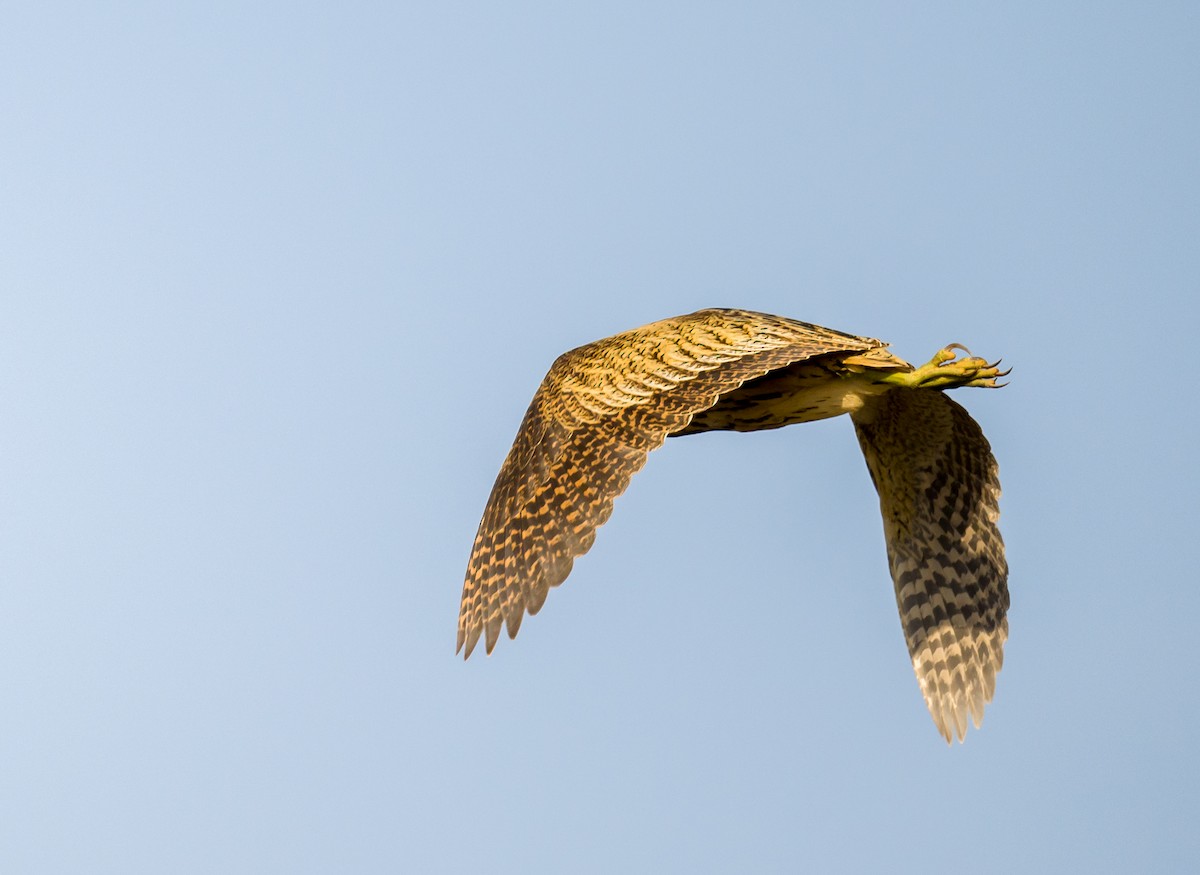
[[880, 345, 1009, 391]]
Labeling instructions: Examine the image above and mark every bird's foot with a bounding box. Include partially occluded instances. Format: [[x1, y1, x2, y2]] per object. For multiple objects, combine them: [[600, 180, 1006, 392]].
[[884, 344, 1009, 391]]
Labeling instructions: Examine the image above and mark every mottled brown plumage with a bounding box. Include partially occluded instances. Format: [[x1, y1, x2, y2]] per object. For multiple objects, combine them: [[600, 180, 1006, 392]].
[[853, 389, 1008, 741], [458, 308, 1009, 743]]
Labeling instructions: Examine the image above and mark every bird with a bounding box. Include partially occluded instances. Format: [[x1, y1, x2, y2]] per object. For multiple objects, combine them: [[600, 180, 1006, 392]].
[[457, 308, 1009, 743]]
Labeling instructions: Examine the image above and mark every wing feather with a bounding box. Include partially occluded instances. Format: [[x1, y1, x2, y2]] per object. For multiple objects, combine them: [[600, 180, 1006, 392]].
[[458, 309, 879, 656], [852, 390, 1009, 743]]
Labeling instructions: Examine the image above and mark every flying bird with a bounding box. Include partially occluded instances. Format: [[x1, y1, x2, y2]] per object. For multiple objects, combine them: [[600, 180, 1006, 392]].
[[457, 308, 1009, 743]]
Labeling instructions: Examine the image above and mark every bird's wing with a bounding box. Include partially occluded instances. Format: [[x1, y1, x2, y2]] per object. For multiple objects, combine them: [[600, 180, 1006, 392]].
[[458, 308, 879, 657], [852, 390, 1009, 743]]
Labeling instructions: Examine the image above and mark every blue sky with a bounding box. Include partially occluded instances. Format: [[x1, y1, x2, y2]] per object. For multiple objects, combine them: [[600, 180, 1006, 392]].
[[3, 2, 1198, 872]]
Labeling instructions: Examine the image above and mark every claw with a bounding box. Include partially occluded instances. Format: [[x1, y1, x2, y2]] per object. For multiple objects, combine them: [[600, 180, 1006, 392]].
[[990, 364, 1013, 389], [940, 342, 973, 360], [957, 356, 992, 371], [932, 344, 969, 366]]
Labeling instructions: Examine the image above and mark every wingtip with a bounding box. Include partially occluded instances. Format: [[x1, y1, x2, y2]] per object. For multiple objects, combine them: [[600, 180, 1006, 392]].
[[931, 692, 994, 744], [459, 623, 484, 660], [931, 709, 954, 745]]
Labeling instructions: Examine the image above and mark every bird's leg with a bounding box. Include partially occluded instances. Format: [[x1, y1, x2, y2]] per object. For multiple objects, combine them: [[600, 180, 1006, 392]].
[[881, 345, 1009, 391]]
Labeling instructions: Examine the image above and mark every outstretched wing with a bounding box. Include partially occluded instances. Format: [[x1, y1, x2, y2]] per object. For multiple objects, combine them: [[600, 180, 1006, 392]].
[[852, 390, 1009, 743], [458, 308, 880, 657]]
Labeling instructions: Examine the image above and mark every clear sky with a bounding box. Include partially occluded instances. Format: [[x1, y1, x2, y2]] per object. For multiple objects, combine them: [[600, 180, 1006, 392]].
[[3, 2, 1198, 872]]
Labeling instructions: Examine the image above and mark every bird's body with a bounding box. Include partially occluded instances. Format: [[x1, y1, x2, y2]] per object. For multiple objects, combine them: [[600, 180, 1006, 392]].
[[457, 309, 1009, 743], [675, 346, 909, 432]]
